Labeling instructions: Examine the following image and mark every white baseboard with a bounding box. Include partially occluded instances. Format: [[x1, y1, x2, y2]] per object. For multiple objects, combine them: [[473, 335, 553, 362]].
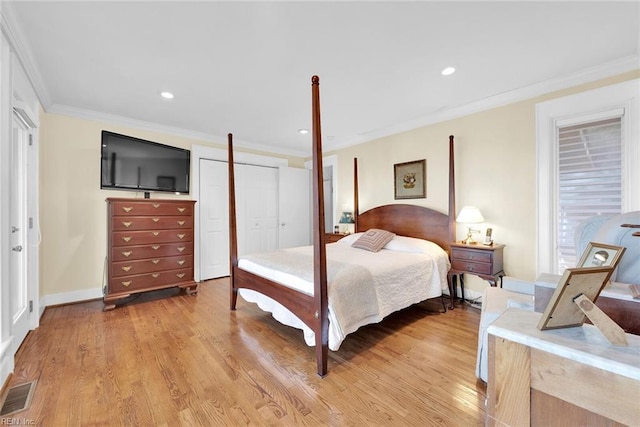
[[39, 288, 103, 316], [460, 287, 483, 303], [443, 286, 483, 302], [0, 338, 14, 391]]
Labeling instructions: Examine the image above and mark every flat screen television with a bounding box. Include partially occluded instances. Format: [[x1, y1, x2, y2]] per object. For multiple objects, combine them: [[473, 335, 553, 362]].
[[100, 131, 190, 196]]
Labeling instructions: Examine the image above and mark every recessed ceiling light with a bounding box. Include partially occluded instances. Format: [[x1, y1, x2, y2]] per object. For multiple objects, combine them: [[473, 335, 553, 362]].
[[160, 91, 174, 99], [441, 67, 456, 76], [298, 128, 309, 134]]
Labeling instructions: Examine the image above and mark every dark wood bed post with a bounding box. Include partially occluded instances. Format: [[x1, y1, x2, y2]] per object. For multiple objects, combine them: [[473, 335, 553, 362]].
[[353, 157, 359, 233], [228, 133, 239, 310], [448, 135, 456, 243], [311, 75, 329, 377]]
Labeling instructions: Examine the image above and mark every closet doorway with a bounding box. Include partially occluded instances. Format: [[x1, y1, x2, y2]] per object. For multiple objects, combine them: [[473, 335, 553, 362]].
[[193, 146, 311, 281]]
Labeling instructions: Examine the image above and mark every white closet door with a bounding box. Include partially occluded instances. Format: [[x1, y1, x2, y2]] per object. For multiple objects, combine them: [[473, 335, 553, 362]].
[[199, 159, 229, 279], [198, 160, 312, 279], [237, 164, 279, 256], [279, 166, 311, 248]]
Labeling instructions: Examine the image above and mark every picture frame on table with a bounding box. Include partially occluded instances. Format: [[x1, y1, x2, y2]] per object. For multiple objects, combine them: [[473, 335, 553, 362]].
[[394, 159, 426, 200], [537, 242, 626, 332], [537, 266, 614, 331], [576, 242, 625, 269]]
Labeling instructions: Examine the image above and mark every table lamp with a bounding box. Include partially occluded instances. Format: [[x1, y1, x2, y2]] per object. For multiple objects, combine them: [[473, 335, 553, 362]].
[[456, 206, 484, 244]]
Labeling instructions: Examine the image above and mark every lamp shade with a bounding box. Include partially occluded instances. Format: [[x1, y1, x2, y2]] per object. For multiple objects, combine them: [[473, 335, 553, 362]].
[[339, 211, 355, 224], [456, 206, 484, 224]]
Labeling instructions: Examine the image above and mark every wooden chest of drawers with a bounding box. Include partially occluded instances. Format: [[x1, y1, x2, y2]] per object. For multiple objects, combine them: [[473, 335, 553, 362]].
[[104, 198, 198, 310]]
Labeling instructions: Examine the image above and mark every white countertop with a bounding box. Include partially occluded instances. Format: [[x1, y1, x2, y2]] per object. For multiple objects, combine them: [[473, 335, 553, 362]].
[[487, 308, 640, 381]]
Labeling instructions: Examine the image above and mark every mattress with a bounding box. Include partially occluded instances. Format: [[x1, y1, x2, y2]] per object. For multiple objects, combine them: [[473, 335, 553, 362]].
[[237, 233, 450, 350]]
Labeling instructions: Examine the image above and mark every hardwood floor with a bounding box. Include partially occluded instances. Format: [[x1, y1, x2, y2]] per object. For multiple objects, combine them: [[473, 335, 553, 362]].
[[7, 279, 486, 426]]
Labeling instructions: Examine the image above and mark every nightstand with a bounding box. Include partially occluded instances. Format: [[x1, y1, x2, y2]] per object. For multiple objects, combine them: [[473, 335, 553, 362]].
[[325, 233, 347, 243], [448, 242, 505, 308]]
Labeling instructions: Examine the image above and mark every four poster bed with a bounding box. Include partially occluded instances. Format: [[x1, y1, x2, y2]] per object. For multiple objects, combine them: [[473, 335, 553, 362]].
[[227, 76, 456, 376]]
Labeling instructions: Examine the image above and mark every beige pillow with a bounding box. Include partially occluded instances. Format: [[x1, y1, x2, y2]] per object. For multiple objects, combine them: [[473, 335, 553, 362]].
[[351, 229, 395, 252]]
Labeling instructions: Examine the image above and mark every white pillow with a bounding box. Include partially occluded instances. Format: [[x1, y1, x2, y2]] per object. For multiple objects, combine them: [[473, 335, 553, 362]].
[[335, 232, 363, 245], [383, 235, 443, 254]]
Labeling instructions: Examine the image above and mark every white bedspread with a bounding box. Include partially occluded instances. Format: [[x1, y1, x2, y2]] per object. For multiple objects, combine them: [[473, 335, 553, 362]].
[[237, 236, 449, 350]]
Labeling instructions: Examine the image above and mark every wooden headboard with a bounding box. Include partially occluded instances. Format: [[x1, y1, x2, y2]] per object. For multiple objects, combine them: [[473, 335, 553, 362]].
[[357, 204, 453, 254], [354, 135, 456, 254]]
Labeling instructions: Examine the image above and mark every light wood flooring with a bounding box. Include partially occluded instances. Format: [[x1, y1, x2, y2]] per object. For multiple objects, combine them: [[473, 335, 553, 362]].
[[6, 279, 486, 426]]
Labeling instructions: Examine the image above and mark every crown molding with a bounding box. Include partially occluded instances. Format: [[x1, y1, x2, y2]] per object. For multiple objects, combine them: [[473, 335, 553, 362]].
[[328, 54, 640, 151], [47, 103, 309, 158], [0, 2, 51, 108]]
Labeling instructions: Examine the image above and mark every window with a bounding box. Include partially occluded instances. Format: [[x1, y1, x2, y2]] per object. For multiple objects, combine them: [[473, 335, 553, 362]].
[[536, 79, 639, 275], [556, 117, 622, 270]]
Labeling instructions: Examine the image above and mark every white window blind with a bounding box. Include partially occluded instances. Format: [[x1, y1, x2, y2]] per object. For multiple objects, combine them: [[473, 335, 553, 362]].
[[556, 117, 622, 271]]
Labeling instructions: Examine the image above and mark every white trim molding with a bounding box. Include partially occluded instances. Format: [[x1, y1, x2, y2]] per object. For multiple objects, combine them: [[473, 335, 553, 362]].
[[40, 288, 103, 317], [535, 78, 640, 276]]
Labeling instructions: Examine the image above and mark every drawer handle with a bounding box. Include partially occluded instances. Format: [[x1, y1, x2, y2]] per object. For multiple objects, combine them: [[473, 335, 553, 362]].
[[121, 281, 132, 287], [152, 245, 160, 250], [152, 232, 159, 236], [177, 260, 185, 265], [177, 247, 185, 253], [152, 273, 160, 278], [177, 234, 186, 239], [122, 221, 132, 228], [122, 236, 132, 243], [467, 264, 475, 271], [152, 218, 160, 222], [177, 207, 186, 213], [121, 251, 132, 257], [153, 204, 160, 208], [121, 266, 132, 272], [177, 220, 185, 226], [122, 207, 133, 213], [152, 259, 160, 264], [176, 273, 185, 279]]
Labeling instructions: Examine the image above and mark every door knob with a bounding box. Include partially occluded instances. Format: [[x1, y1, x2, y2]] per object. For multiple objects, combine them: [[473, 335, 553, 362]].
[[11, 226, 19, 233], [12, 245, 23, 252]]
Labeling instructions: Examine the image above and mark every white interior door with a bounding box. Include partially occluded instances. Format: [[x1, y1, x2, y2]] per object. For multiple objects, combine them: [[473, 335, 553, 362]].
[[279, 166, 311, 248], [198, 160, 280, 279], [237, 164, 279, 255], [10, 112, 32, 352], [199, 159, 229, 279]]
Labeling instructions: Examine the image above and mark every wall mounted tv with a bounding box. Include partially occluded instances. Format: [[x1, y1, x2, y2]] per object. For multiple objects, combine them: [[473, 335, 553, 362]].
[[100, 131, 190, 196]]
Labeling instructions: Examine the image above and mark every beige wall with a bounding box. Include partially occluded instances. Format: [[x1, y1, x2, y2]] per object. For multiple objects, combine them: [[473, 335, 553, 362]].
[[39, 70, 639, 301], [334, 70, 639, 294], [38, 115, 303, 298]]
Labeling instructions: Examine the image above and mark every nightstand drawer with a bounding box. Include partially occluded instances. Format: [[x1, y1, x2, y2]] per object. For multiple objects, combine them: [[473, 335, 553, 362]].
[[451, 248, 492, 263], [451, 260, 493, 275], [325, 233, 346, 243]]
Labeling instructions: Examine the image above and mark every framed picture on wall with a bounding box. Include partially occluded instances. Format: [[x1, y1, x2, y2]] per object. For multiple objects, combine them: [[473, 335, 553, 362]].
[[394, 159, 426, 199]]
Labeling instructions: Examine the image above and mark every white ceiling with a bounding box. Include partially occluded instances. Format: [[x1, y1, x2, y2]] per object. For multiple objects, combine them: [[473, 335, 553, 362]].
[[4, 1, 639, 157]]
